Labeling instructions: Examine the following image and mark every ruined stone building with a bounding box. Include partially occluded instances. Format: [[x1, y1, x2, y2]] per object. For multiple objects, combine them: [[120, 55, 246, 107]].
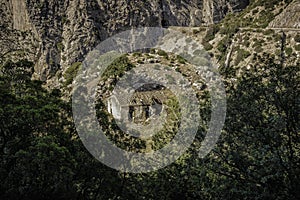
[[107, 84, 171, 123]]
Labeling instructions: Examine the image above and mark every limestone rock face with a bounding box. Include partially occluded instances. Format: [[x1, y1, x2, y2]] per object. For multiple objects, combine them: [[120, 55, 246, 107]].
[[269, 0, 300, 29], [202, 0, 250, 24], [0, 0, 249, 81]]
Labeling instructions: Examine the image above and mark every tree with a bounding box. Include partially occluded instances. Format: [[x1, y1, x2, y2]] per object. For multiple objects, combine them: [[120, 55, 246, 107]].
[[208, 54, 300, 199], [0, 60, 124, 199]]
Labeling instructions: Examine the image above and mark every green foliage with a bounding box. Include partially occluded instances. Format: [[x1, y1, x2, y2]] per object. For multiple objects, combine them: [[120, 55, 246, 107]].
[[234, 49, 251, 65], [101, 55, 135, 81], [63, 62, 81, 86], [252, 8, 259, 15], [56, 42, 64, 51], [199, 27, 206, 32], [217, 36, 231, 54], [255, 10, 275, 28], [0, 60, 123, 200], [137, 59, 144, 64], [1, 40, 299, 200], [252, 39, 264, 48], [157, 49, 169, 59], [61, 16, 67, 24], [9, 136, 77, 199], [275, 49, 281, 56], [263, 29, 274, 35], [214, 55, 300, 199], [295, 44, 300, 51], [220, 23, 239, 36], [242, 35, 251, 47], [252, 39, 263, 53], [263, 0, 282, 9], [145, 53, 155, 59], [203, 41, 213, 51], [285, 47, 293, 56], [203, 24, 220, 42], [295, 34, 300, 43], [0, 60, 75, 199], [254, 46, 263, 53], [176, 55, 187, 64], [192, 28, 200, 35], [243, 35, 250, 41], [132, 51, 142, 57], [150, 48, 156, 54], [232, 0, 284, 29], [151, 96, 181, 150], [36, 2, 45, 9]]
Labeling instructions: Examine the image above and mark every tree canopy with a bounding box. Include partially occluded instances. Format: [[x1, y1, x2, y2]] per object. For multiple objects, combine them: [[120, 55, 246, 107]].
[[0, 57, 299, 199]]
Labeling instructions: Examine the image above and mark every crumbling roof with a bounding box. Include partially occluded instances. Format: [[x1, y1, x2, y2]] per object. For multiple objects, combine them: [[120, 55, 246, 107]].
[[114, 89, 173, 106]]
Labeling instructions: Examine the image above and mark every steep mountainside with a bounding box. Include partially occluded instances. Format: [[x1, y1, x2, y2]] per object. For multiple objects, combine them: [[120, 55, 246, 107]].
[[269, 0, 300, 28], [174, 0, 299, 80], [0, 0, 249, 83]]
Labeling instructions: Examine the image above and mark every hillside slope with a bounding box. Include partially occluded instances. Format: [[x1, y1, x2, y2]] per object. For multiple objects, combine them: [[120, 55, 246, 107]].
[[0, 0, 249, 82]]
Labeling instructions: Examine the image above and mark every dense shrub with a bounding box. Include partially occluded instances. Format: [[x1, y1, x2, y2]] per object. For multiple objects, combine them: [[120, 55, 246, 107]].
[[203, 24, 220, 42], [63, 62, 81, 86], [294, 34, 300, 43], [234, 49, 251, 65]]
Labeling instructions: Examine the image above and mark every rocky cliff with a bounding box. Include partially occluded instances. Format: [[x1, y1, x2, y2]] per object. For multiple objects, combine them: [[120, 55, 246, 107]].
[[0, 0, 249, 83], [268, 0, 300, 28]]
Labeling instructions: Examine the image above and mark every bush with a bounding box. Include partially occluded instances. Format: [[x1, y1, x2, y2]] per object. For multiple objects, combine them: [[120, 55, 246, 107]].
[[203, 42, 213, 51], [294, 34, 300, 43], [101, 55, 134, 81], [263, 29, 274, 35], [275, 49, 281, 56], [285, 47, 293, 56], [243, 40, 251, 47], [150, 48, 156, 54], [176, 55, 187, 64], [203, 24, 220, 42], [254, 46, 263, 53], [217, 36, 231, 53], [56, 42, 64, 51], [220, 23, 239, 36], [137, 59, 144, 64], [234, 49, 251, 65], [263, 0, 282, 9], [252, 8, 259, 15], [199, 27, 206, 32], [252, 40, 262, 48], [157, 49, 169, 59], [192, 29, 200, 35], [63, 62, 81, 86], [132, 52, 142, 57]]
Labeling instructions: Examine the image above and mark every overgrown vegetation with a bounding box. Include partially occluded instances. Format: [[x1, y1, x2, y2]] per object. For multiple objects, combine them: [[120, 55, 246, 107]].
[[295, 34, 300, 43], [203, 41, 213, 51], [234, 48, 251, 65], [101, 55, 135, 82], [217, 36, 231, 54], [176, 55, 187, 64], [1, 45, 300, 200], [285, 47, 293, 56], [63, 62, 81, 86], [157, 49, 169, 59], [1, 1, 300, 199], [203, 24, 220, 42]]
